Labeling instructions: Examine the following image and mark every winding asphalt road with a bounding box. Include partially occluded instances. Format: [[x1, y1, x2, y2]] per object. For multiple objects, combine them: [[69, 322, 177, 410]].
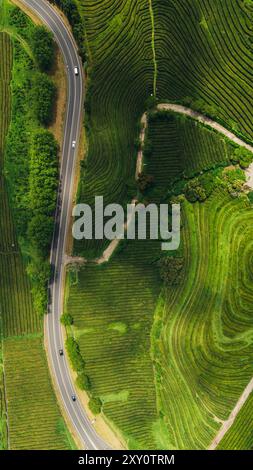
[[19, 0, 109, 450]]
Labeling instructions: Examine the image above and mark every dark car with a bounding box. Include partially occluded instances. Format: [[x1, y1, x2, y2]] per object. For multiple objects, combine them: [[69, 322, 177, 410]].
[[71, 395, 77, 402], [59, 349, 64, 356]]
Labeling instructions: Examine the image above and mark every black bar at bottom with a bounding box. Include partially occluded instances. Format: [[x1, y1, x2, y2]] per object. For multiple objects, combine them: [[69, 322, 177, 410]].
[[0, 450, 251, 467]]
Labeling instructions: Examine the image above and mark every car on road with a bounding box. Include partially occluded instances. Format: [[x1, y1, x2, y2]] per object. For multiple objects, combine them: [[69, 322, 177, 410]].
[[71, 395, 77, 402], [59, 349, 64, 356], [74, 66, 79, 76], [72, 140, 76, 149]]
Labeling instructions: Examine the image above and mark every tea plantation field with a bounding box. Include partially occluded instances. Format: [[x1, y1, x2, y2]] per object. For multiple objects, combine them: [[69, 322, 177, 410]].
[[218, 393, 253, 450], [152, 190, 253, 449], [0, 3, 71, 450], [67, 238, 162, 449], [66, 96, 253, 449], [153, 0, 253, 141], [3, 336, 73, 450], [74, 0, 154, 258]]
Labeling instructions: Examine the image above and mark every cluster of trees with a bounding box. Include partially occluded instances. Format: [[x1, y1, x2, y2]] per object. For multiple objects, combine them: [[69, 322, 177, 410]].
[[137, 172, 154, 193], [222, 167, 246, 197], [5, 8, 58, 317], [34, 73, 56, 126], [66, 337, 85, 372], [29, 131, 58, 212], [61, 312, 74, 326], [65, 335, 103, 413], [9, 6, 29, 30], [184, 172, 216, 202], [88, 397, 102, 415], [24, 131, 59, 315], [32, 26, 55, 71], [65, 337, 91, 392], [28, 130, 58, 255], [49, 0, 86, 61], [158, 257, 184, 286], [231, 147, 253, 169]]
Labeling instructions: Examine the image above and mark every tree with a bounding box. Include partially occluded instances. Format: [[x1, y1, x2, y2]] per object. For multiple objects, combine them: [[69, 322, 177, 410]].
[[29, 130, 59, 218], [232, 147, 253, 169], [49, 0, 86, 61], [32, 26, 55, 71], [158, 257, 184, 286], [34, 73, 56, 125], [61, 312, 74, 326], [28, 214, 54, 255], [137, 172, 155, 192], [66, 337, 85, 372], [76, 373, 91, 391], [88, 397, 102, 415]]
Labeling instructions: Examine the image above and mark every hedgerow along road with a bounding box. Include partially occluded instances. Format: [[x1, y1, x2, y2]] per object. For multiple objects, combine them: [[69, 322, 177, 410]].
[[18, 0, 253, 451], [19, 0, 109, 450]]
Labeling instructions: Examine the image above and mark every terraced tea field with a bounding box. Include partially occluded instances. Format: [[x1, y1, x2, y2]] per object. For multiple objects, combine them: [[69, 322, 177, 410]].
[[153, 0, 253, 141], [3, 336, 73, 450], [218, 393, 253, 450], [74, 0, 154, 258], [67, 107, 252, 449], [152, 190, 253, 449], [146, 112, 232, 195]]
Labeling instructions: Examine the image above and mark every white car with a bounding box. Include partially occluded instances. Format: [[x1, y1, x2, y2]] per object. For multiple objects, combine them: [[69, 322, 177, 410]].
[[74, 66, 79, 76], [72, 140, 76, 149]]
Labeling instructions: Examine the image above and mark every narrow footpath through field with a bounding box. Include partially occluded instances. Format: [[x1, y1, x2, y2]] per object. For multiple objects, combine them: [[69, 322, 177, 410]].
[[69, 103, 253, 267]]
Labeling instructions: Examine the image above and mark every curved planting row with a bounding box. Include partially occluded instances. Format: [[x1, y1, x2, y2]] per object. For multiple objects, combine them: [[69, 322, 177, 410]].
[[153, 0, 253, 141], [67, 112, 248, 448], [74, 0, 154, 257], [145, 112, 232, 195], [153, 190, 253, 449], [71, 0, 253, 449]]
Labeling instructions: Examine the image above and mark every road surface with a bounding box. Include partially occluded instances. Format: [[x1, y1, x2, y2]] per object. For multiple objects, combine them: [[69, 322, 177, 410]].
[[14, 1, 253, 450], [19, 0, 109, 450]]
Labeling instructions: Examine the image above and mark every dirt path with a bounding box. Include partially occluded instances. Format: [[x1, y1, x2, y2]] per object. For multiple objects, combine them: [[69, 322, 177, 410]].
[[67, 104, 253, 449], [158, 103, 253, 154], [209, 378, 253, 449], [68, 103, 253, 268]]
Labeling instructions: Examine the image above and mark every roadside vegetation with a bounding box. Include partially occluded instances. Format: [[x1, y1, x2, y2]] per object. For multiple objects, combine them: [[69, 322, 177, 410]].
[[0, 1, 71, 450], [3, 2, 57, 316], [49, 0, 86, 62]]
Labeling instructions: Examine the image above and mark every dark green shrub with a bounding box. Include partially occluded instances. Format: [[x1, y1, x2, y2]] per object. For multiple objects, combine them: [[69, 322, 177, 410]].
[[61, 313, 74, 326], [34, 73, 56, 125], [88, 397, 102, 415], [66, 337, 85, 372], [76, 373, 91, 391], [32, 26, 55, 71]]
